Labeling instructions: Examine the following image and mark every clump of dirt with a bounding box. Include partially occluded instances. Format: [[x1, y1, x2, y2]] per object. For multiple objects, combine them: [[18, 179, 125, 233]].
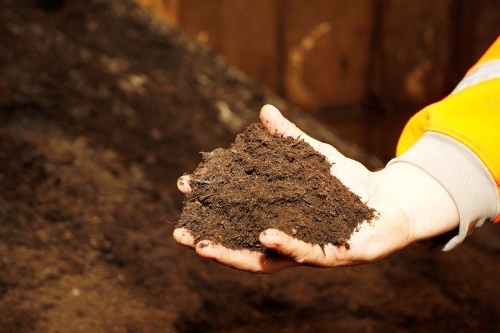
[[177, 123, 376, 252], [4, 0, 500, 332]]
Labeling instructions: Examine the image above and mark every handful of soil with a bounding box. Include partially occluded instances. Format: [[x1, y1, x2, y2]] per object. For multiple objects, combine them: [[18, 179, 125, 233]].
[[177, 123, 376, 253]]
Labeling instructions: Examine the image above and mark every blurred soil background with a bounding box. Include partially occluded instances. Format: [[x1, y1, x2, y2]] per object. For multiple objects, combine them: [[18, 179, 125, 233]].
[[1, 0, 500, 332]]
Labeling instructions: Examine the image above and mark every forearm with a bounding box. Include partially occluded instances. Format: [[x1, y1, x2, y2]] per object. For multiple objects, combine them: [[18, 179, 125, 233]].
[[377, 159, 459, 245], [390, 37, 500, 249], [385, 132, 498, 250]]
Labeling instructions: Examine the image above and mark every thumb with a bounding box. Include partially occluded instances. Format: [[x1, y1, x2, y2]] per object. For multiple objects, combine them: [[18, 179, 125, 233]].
[[259, 104, 345, 164]]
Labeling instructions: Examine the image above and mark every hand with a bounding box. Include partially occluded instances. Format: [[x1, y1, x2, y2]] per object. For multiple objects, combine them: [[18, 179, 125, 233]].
[[174, 105, 459, 273]]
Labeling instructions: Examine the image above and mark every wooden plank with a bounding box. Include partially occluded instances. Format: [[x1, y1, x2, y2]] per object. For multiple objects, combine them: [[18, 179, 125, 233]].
[[447, 0, 500, 91], [219, 0, 280, 91], [369, 0, 454, 107], [178, 0, 280, 91], [175, 0, 219, 44], [134, 0, 179, 25], [282, 0, 374, 109]]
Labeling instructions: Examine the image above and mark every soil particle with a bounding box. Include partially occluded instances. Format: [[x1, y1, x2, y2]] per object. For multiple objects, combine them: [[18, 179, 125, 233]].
[[3, 0, 500, 332], [177, 123, 376, 252]]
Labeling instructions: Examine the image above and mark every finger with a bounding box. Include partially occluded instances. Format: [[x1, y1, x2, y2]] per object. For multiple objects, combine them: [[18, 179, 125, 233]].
[[259, 229, 345, 267], [259, 104, 344, 163], [195, 240, 298, 273], [177, 174, 192, 193], [173, 228, 196, 249], [260, 104, 314, 142]]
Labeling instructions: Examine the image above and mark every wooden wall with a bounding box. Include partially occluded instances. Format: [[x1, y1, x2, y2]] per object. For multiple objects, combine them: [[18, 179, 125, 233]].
[[136, 0, 499, 112]]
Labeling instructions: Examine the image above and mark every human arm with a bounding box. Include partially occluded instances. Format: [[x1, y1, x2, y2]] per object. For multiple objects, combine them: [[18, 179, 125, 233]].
[[174, 37, 500, 272], [173, 105, 460, 273], [391, 36, 500, 250]]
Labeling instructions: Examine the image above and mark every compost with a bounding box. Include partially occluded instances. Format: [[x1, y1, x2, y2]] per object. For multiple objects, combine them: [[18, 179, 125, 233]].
[[178, 123, 375, 253], [1, 0, 500, 332]]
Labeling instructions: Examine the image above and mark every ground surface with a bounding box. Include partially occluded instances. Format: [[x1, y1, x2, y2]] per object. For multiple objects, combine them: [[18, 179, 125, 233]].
[[1, 1, 500, 332]]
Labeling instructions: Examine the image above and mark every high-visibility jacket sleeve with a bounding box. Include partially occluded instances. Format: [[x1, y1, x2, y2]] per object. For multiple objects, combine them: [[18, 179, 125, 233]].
[[387, 36, 500, 251]]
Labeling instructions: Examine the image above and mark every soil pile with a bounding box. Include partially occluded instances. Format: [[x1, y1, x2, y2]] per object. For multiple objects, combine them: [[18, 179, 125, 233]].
[[178, 123, 375, 252], [2, 0, 500, 332]]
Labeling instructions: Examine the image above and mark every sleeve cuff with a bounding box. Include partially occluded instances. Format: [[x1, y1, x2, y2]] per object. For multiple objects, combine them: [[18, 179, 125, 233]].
[[387, 132, 499, 251]]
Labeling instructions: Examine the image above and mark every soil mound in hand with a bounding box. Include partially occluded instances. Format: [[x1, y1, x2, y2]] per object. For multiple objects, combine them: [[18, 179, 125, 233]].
[[177, 123, 376, 253]]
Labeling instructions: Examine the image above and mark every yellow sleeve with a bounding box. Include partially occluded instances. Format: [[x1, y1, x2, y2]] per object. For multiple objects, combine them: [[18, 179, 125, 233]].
[[396, 36, 500, 221]]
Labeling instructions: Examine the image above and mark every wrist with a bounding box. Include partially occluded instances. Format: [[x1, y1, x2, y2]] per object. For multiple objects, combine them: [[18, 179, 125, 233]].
[[376, 162, 459, 243], [388, 132, 498, 250]]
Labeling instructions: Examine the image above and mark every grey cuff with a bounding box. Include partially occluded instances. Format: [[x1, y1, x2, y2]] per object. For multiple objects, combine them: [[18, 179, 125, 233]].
[[387, 132, 499, 251]]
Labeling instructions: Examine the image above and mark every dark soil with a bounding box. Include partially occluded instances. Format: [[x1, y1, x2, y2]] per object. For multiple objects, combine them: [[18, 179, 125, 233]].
[[178, 123, 375, 252], [2, 0, 500, 332]]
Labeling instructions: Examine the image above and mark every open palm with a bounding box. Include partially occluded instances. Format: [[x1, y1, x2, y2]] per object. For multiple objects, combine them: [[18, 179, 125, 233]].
[[174, 105, 458, 273]]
